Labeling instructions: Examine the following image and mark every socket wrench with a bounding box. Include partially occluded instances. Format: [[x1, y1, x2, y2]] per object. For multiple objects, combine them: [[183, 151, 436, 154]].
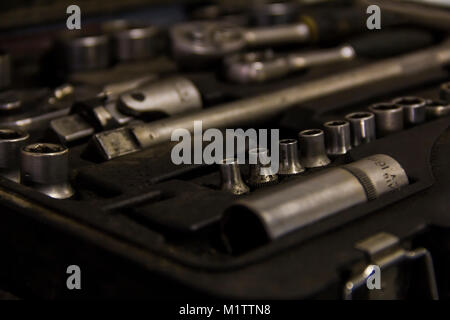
[[222, 154, 409, 251], [20, 143, 74, 199], [91, 42, 450, 160], [224, 29, 434, 83], [171, 7, 368, 66]]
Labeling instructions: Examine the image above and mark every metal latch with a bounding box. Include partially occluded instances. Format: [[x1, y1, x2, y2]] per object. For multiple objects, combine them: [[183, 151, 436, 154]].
[[343, 232, 439, 300]]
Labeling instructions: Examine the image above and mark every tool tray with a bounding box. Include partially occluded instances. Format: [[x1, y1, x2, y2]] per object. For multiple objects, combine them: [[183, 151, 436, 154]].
[[0, 5, 449, 299]]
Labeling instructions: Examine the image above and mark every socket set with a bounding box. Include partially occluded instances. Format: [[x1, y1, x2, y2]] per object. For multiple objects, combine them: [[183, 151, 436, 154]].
[[0, 1, 449, 300]]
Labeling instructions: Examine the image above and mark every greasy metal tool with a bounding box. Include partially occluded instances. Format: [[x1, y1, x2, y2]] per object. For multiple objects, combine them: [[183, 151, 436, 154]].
[[20, 143, 74, 199], [170, 7, 369, 66], [0, 51, 11, 89], [91, 42, 450, 160], [298, 129, 330, 168], [426, 99, 450, 119], [278, 139, 304, 175], [0, 128, 29, 182], [50, 75, 159, 144], [219, 158, 249, 195], [369, 102, 404, 137], [224, 29, 434, 83], [392, 96, 427, 126], [345, 112, 376, 147], [113, 25, 164, 62], [323, 120, 352, 157], [440, 82, 450, 103], [118, 76, 202, 117], [247, 148, 278, 189], [222, 154, 409, 250]]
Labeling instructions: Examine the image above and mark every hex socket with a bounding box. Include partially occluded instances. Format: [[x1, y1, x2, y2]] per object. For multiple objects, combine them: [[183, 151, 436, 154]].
[[114, 25, 163, 62], [345, 112, 376, 147], [323, 120, 352, 156], [219, 158, 249, 195], [0, 128, 29, 182], [368, 102, 404, 137], [392, 96, 426, 126], [278, 139, 304, 175], [20, 143, 74, 199], [298, 129, 330, 168], [222, 154, 409, 252]]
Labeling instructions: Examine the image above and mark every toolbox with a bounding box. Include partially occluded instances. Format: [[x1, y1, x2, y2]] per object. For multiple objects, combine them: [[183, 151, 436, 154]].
[[0, 0, 449, 300]]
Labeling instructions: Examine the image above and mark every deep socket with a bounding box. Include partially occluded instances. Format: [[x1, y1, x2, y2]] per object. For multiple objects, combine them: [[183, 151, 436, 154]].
[[392, 96, 427, 126], [219, 158, 249, 195], [345, 112, 376, 147], [20, 143, 74, 199], [0, 128, 29, 182], [323, 120, 352, 157], [222, 154, 409, 252], [369, 102, 404, 137], [298, 129, 330, 168], [278, 139, 304, 175], [247, 148, 278, 189]]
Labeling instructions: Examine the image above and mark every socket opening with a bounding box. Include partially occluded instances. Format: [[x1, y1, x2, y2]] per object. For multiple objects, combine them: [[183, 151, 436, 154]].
[[347, 112, 372, 119], [371, 103, 401, 111], [130, 92, 145, 101], [279, 138, 297, 145], [24, 143, 65, 154], [394, 97, 424, 105], [301, 129, 322, 136], [0, 129, 27, 141], [325, 120, 347, 127]]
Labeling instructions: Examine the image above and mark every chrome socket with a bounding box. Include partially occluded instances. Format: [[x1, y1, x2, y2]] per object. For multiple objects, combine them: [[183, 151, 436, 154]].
[[278, 139, 304, 175], [440, 82, 450, 103], [345, 112, 376, 147], [20, 143, 74, 199], [298, 129, 330, 168], [114, 25, 163, 62], [392, 96, 427, 126], [368, 102, 404, 137], [0, 128, 29, 182], [219, 158, 250, 195], [247, 147, 278, 189], [61, 32, 111, 72], [323, 120, 352, 157], [426, 100, 450, 119]]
